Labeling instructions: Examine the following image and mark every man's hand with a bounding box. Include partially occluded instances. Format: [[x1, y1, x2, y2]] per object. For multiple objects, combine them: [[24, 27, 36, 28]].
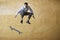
[[15, 15, 17, 18], [33, 15, 35, 19]]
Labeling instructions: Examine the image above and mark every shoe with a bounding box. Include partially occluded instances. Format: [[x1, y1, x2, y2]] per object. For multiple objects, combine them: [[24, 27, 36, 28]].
[[26, 21, 31, 24], [20, 20, 23, 24]]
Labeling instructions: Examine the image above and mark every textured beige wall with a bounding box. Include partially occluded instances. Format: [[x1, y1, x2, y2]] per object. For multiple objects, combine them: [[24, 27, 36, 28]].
[[0, 0, 60, 40]]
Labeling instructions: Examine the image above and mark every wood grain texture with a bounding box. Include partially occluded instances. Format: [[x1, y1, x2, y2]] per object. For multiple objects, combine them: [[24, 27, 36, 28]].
[[0, 0, 59, 40]]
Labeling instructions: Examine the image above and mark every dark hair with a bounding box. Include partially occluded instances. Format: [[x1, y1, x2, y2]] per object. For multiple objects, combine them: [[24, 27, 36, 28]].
[[24, 2, 28, 5]]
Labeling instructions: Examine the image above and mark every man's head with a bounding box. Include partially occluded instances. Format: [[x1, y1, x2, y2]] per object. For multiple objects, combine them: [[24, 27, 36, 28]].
[[24, 2, 28, 7]]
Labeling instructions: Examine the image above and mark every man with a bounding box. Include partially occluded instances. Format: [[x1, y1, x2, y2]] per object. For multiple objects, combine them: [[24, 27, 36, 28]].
[[15, 2, 35, 24]]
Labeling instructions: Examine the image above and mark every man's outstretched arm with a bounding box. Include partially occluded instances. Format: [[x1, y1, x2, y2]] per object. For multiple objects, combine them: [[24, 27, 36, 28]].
[[15, 6, 24, 18], [15, 12, 19, 18]]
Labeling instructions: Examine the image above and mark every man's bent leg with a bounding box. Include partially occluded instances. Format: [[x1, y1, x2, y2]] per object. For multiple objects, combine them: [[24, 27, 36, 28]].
[[20, 15, 24, 24], [27, 13, 33, 24]]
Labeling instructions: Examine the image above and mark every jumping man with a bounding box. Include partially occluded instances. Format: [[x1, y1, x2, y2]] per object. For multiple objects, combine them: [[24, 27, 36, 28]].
[[15, 2, 35, 24]]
